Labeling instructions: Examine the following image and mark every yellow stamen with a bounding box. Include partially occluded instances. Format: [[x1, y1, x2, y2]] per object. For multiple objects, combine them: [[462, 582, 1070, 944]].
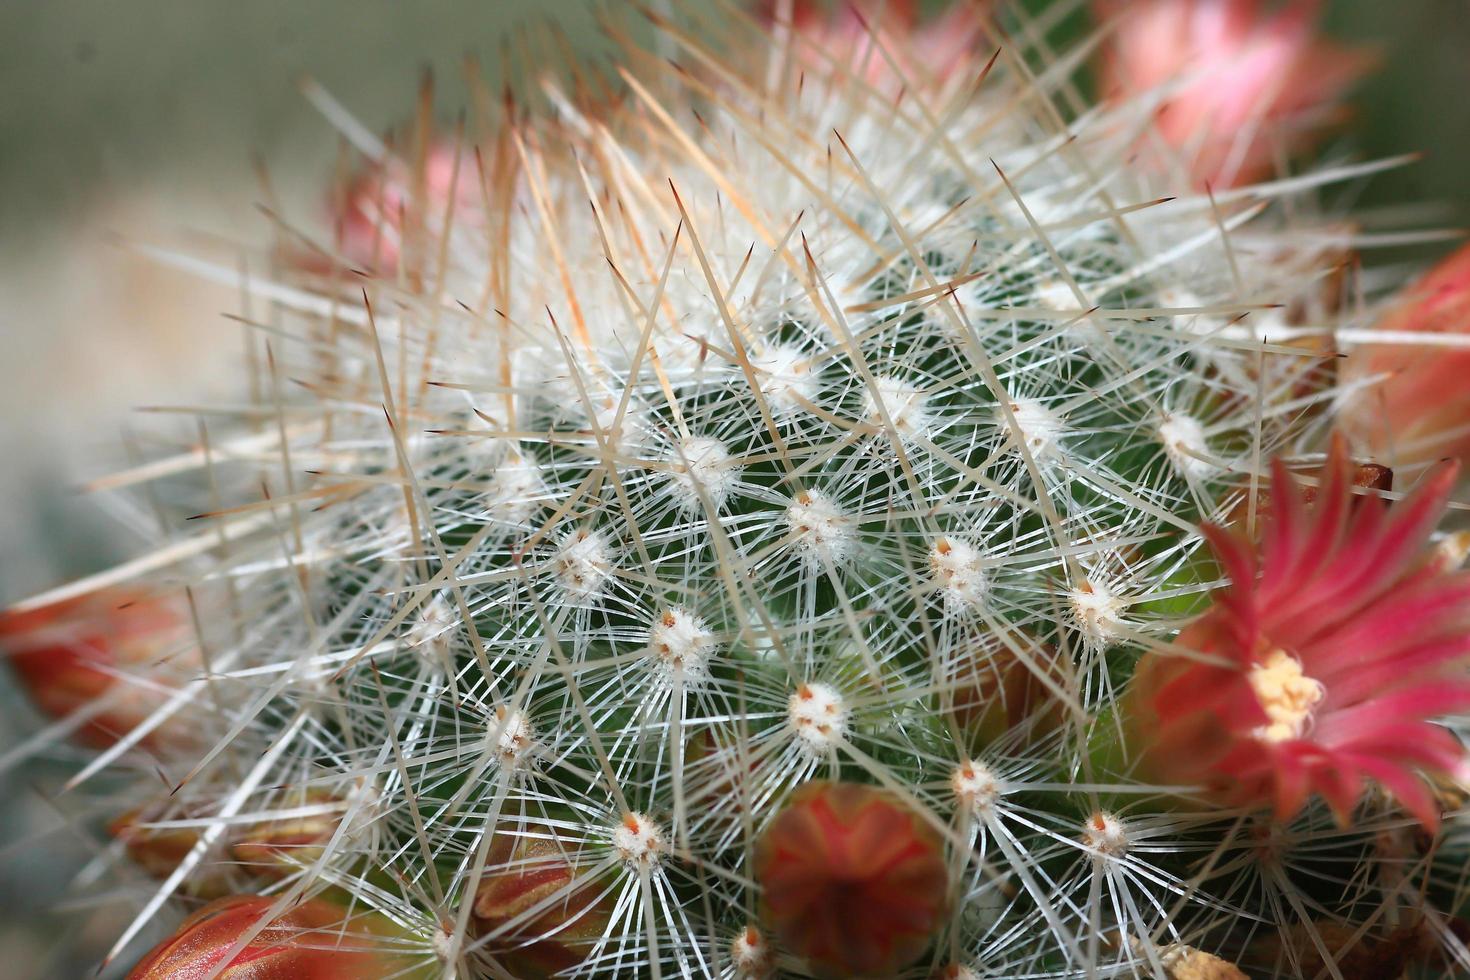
[[1248, 649, 1325, 743]]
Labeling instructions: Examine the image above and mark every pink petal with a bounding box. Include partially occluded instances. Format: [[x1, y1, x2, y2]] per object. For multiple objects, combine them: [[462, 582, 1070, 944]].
[[1338, 754, 1443, 830]]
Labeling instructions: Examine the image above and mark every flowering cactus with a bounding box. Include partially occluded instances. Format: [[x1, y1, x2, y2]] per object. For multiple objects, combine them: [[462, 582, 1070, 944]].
[[8, 2, 1470, 978]]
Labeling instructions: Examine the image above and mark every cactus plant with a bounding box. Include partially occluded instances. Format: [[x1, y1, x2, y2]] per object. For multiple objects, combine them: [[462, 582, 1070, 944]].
[[7, 1, 1470, 977]]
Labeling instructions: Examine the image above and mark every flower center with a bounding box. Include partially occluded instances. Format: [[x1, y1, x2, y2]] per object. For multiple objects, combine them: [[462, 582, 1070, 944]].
[[1248, 649, 1325, 743]]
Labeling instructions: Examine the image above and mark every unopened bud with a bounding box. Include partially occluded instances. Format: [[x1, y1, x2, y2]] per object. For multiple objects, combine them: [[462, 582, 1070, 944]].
[[472, 827, 614, 978], [126, 895, 423, 979], [755, 781, 947, 978]]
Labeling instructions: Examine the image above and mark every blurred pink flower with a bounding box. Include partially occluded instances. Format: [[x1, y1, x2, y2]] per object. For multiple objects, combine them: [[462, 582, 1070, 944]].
[[1129, 443, 1470, 828], [324, 141, 478, 275], [757, 0, 989, 92], [1340, 243, 1470, 472], [1096, 0, 1373, 188]]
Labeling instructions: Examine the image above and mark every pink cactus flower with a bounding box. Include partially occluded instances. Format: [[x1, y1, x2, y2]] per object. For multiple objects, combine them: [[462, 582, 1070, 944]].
[[126, 895, 425, 979], [1129, 442, 1470, 829], [1339, 243, 1470, 472], [1095, 0, 1373, 188], [754, 780, 948, 977], [325, 140, 478, 275], [757, 0, 989, 92]]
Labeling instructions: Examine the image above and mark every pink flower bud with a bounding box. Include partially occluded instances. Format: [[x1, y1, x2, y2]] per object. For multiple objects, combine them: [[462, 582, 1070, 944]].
[[754, 781, 948, 977], [126, 895, 423, 979], [0, 589, 198, 750], [1095, 0, 1372, 188], [1340, 244, 1470, 471], [1128, 441, 1470, 828]]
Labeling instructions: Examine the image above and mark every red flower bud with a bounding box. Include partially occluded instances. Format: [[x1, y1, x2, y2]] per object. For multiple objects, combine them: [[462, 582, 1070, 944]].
[[107, 805, 236, 896], [231, 791, 345, 878], [471, 827, 614, 978], [126, 895, 423, 979], [754, 781, 948, 978], [1, 588, 198, 749], [947, 633, 1068, 749]]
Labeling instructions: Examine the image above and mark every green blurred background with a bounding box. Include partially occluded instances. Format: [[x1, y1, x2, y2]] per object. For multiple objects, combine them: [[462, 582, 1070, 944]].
[[0, 1, 1466, 976]]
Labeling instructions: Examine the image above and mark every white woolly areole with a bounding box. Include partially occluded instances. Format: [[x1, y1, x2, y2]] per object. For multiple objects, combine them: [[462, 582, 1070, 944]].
[[612, 812, 666, 869], [647, 607, 716, 682], [484, 453, 546, 526], [786, 489, 854, 566], [1069, 578, 1125, 648], [337, 777, 384, 853], [730, 925, 773, 978], [554, 528, 614, 598], [1033, 278, 1078, 312], [1082, 811, 1129, 858], [862, 374, 930, 441], [1157, 414, 1213, 477], [929, 536, 988, 610], [410, 594, 456, 661], [788, 682, 849, 754], [589, 390, 646, 456], [431, 926, 456, 963], [998, 397, 1067, 458], [1158, 286, 1225, 338], [490, 706, 535, 767], [753, 345, 819, 416], [291, 652, 339, 695], [951, 760, 1002, 816], [668, 436, 736, 512]]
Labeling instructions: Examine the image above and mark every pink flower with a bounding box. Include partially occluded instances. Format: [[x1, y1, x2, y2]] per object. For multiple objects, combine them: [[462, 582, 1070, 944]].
[[319, 140, 478, 275], [1129, 442, 1470, 828], [1095, 0, 1373, 188], [1339, 243, 1470, 472], [757, 0, 989, 92], [126, 895, 424, 979]]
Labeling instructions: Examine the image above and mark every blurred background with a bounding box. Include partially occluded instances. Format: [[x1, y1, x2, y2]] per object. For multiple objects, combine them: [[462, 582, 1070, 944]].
[[0, 0, 1467, 975]]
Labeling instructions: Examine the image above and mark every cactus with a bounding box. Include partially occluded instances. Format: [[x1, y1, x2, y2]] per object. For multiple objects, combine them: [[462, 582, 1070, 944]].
[[7, 2, 1470, 978]]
